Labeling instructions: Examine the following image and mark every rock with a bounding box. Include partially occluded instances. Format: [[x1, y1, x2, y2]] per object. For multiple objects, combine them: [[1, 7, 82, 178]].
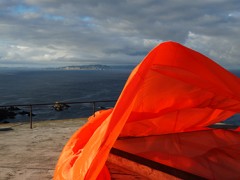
[[0, 108, 17, 120], [53, 102, 70, 111], [8, 106, 21, 111]]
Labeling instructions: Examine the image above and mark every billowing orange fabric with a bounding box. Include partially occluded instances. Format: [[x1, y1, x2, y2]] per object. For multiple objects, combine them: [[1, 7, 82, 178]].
[[114, 129, 240, 179], [54, 41, 240, 179]]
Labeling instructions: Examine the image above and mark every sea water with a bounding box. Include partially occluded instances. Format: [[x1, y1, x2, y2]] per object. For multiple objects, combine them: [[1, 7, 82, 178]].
[[0, 69, 130, 122], [0, 68, 240, 124]]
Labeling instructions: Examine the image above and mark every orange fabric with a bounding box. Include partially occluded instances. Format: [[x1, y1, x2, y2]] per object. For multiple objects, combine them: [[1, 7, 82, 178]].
[[114, 129, 240, 179], [54, 41, 240, 179]]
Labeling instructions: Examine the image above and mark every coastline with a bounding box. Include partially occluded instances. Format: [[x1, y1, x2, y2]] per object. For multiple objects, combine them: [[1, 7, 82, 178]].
[[0, 118, 87, 180]]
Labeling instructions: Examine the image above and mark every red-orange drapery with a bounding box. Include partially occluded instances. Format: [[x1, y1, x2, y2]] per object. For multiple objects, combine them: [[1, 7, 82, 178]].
[[54, 41, 240, 179]]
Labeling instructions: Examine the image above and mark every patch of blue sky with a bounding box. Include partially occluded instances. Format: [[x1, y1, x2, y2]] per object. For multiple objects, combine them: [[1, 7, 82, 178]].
[[10, 4, 39, 15], [81, 16, 93, 22], [11, 5, 64, 21]]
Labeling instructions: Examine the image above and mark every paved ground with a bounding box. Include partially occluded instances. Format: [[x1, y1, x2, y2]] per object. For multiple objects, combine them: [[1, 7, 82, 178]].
[[0, 118, 87, 180]]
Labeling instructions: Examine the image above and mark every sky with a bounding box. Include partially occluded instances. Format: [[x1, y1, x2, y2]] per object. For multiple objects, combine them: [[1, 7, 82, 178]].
[[0, 0, 240, 68]]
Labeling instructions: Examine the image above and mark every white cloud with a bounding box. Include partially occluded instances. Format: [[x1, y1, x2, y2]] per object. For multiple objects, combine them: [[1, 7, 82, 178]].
[[228, 11, 240, 18], [185, 31, 240, 68], [143, 39, 162, 48]]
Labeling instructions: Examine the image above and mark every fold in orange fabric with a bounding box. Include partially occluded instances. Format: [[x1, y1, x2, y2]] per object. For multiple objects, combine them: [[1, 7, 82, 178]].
[[114, 129, 240, 179], [54, 41, 240, 179]]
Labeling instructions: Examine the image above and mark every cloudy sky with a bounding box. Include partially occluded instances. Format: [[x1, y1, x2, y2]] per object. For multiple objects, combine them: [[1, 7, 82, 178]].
[[0, 0, 239, 68]]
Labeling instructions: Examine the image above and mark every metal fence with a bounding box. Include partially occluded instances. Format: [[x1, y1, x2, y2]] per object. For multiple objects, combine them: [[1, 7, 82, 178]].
[[0, 99, 117, 129]]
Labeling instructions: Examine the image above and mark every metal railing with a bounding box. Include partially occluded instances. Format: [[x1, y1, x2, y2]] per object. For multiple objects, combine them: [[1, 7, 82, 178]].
[[0, 99, 117, 129]]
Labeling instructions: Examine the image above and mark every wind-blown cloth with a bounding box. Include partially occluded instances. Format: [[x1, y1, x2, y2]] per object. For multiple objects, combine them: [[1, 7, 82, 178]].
[[54, 41, 240, 179]]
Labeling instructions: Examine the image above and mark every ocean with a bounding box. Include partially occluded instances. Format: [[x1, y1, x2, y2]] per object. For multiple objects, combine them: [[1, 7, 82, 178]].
[[0, 68, 240, 125], [0, 69, 131, 122]]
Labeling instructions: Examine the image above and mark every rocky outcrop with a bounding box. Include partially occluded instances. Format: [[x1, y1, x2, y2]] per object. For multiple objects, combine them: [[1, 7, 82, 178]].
[[0, 107, 18, 121], [0, 106, 35, 122], [53, 102, 70, 111]]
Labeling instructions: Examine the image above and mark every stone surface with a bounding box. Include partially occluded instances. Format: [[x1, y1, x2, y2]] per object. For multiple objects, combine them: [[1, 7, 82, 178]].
[[0, 118, 86, 180]]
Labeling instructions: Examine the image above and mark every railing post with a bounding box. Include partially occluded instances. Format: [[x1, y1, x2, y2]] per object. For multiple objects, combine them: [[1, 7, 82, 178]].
[[30, 105, 33, 129], [93, 102, 96, 117]]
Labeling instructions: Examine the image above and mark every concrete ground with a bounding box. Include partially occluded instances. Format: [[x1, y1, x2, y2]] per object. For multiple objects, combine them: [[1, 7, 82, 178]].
[[0, 118, 87, 180]]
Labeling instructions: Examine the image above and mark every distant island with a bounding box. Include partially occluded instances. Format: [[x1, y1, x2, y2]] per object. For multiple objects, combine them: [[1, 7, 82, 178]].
[[58, 65, 111, 70]]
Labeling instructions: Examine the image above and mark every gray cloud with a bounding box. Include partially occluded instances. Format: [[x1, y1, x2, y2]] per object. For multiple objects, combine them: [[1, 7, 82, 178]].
[[0, 0, 239, 68]]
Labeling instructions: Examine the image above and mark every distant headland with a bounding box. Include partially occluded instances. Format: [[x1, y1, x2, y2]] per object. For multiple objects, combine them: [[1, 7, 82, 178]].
[[55, 64, 136, 71], [58, 64, 111, 70], [0, 64, 136, 71]]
